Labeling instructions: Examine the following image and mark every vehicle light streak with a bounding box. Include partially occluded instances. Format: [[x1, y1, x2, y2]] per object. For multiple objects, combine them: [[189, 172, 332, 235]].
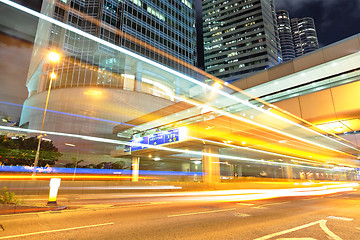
[[188, 137, 337, 166], [0, 174, 159, 181], [0, 126, 353, 172], [0, 100, 135, 127], [1, 0, 358, 158], [174, 96, 358, 157], [105, 183, 357, 202], [0, 165, 202, 176]]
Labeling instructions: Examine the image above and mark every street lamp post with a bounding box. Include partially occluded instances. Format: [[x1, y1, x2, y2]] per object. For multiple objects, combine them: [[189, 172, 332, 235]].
[[33, 52, 60, 175]]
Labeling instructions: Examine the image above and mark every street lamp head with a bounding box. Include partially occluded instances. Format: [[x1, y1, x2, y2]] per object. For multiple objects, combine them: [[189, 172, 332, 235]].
[[50, 71, 57, 79], [49, 51, 60, 63]]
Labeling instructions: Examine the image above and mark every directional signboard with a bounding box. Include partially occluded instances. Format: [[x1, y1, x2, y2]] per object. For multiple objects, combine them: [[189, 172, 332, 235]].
[[127, 127, 187, 152]]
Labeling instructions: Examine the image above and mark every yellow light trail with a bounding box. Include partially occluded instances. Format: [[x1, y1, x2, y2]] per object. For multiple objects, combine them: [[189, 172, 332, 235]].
[[2, 0, 358, 157], [0, 126, 352, 171]]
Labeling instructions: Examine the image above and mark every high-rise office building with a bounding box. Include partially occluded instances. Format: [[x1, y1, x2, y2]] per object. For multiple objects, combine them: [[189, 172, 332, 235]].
[[202, 0, 281, 82], [276, 10, 295, 62], [26, 0, 197, 96], [291, 17, 319, 57], [21, 0, 197, 135]]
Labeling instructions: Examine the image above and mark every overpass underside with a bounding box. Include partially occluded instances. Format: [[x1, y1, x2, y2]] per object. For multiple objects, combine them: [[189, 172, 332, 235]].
[[112, 35, 360, 183]]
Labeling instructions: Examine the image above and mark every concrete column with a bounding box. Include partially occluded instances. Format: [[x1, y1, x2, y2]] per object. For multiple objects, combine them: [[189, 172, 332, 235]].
[[182, 163, 190, 172], [38, 75, 47, 93], [134, 62, 142, 92], [175, 77, 181, 102], [38, 63, 49, 93], [285, 160, 293, 179], [202, 146, 220, 183], [132, 157, 140, 182], [236, 165, 242, 178]]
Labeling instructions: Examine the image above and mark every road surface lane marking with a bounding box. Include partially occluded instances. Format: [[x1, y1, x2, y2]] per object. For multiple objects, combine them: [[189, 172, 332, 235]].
[[253, 220, 343, 240], [232, 213, 250, 217], [304, 197, 324, 201], [168, 208, 236, 217], [319, 220, 343, 240], [326, 216, 353, 221], [114, 202, 169, 208], [252, 220, 324, 240], [0, 222, 114, 239], [237, 203, 255, 206], [276, 238, 317, 240], [252, 201, 291, 209]]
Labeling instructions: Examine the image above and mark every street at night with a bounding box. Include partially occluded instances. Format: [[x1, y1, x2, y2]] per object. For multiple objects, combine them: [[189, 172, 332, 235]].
[[1, 0, 360, 239], [0, 186, 359, 239]]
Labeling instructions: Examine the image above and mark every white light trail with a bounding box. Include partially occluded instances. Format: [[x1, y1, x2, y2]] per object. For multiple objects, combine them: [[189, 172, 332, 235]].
[[1, 0, 358, 156], [0, 126, 348, 172]]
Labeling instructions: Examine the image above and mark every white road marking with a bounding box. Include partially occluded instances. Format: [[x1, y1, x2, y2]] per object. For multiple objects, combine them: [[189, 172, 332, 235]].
[[237, 203, 255, 206], [319, 220, 343, 240], [0, 222, 114, 239], [276, 238, 317, 240], [304, 197, 324, 200], [252, 220, 323, 240], [252, 201, 291, 209], [232, 213, 250, 217], [326, 216, 354, 221], [253, 219, 343, 240], [168, 208, 236, 217]]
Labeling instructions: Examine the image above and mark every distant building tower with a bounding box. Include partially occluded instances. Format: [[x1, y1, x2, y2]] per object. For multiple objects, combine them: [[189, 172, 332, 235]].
[[202, 0, 281, 82], [291, 17, 319, 57], [276, 10, 295, 62]]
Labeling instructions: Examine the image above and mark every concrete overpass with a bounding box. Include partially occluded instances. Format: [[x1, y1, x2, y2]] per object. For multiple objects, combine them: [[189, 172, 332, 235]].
[[112, 34, 360, 183]]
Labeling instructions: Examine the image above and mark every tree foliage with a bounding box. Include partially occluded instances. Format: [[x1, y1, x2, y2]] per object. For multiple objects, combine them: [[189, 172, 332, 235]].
[[64, 160, 128, 170], [0, 135, 62, 167]]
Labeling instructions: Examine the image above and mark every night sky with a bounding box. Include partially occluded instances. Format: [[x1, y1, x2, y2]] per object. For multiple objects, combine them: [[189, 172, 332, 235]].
[[14, 0, 360, 47], [274, 0, 360, 47], [9, 0, 360, 64]]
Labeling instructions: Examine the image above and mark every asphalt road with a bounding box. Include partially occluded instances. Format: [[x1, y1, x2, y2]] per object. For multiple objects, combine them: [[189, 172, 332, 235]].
[[0, 190, 359, 240]]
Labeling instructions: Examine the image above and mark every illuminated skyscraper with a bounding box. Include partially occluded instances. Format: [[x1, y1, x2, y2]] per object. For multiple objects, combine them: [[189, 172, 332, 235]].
[[21, 0, 197, 135], [276, 10, 295, 62], [291, 17, 319, 57], [202, 0, 281, 82]]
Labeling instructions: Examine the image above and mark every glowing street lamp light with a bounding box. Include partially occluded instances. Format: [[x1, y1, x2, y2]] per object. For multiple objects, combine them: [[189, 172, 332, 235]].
[[33, 51, 60, 176], [49, 51, 60, 62], [50, 71, 57, 79]]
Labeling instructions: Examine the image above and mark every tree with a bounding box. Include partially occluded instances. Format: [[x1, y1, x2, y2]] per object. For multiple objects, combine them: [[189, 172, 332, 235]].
[[65, 160, 128, 169], [0, 135, 62, 167]]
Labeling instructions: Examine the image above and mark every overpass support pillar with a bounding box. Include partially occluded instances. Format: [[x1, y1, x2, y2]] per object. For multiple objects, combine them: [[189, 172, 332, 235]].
[[285, 160, 293, 179], [134, 62, 142, 92], [202, 146, 220, 183], [236, 165, 242, 178], [175, 77, 181, 102], [132, 157, 140, 182]]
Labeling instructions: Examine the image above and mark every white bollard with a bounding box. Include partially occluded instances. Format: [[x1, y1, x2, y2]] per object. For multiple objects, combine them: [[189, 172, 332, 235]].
[[47, 178, 61, 206]]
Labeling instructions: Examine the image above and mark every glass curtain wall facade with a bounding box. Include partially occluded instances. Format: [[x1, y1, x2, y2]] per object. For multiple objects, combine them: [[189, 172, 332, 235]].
[[26, 0, 196, 95], [291, 17, 319, 57], [202, 0, 281, 82], [276, 10, 294, 62]]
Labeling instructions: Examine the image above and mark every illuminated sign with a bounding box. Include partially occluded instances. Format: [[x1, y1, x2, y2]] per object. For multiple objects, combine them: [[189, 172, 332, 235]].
[[127, 127, 186, 152], [165, 128, 179, 143], [149, 133, 165, 145], [130, 136, 149, 152]]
